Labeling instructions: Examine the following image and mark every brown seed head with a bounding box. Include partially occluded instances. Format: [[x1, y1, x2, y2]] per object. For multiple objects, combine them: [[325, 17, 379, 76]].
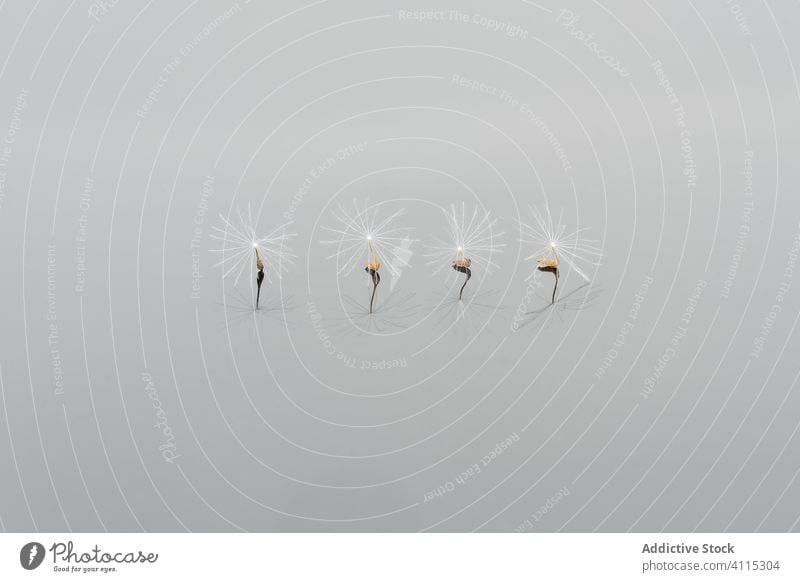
[[536, 257, 559, 267]]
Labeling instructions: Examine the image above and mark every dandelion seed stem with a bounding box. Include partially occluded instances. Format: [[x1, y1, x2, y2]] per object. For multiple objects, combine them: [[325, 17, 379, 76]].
[[367, 268, 380, 313], [255, 248, 265, 310], [458, 267, 471, 300]]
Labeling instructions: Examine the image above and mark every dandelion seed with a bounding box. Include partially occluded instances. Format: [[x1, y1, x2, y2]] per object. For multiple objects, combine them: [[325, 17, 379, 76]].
[[424, 202, 505, 300], [320, 199, 412, 313], [518, 205, 602, 304], [210, 204, 296, 310]]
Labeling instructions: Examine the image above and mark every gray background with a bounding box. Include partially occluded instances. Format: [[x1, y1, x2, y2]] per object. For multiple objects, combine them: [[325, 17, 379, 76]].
[[0, 0, 799, 532]]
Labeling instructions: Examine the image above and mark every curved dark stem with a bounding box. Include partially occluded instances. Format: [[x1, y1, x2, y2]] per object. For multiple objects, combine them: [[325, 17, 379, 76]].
[[552, 268, 559, 303], [256, 269, 265, 309], [366, 268, 380, 313], [538, 265, 559, 304], [453, 265, 472, 300]]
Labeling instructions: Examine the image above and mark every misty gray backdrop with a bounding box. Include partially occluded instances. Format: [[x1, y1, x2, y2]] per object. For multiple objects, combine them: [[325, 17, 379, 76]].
[[0, 0, 799, 532]]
